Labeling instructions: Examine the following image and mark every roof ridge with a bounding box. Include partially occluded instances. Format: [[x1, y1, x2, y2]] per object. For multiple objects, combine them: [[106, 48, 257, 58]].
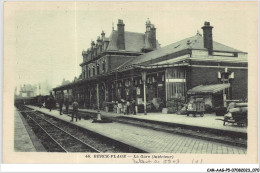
[[160, 34, 199, 49], [121, 35, 198, 67], [125, 31, 145, 35]]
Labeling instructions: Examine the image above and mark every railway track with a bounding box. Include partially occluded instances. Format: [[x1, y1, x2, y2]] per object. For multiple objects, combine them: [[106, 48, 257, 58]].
[[18, 106, 146, 153], [19, 107, 100, 153]]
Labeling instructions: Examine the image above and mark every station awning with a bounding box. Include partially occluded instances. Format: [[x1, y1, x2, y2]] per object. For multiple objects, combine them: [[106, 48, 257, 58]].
[[187, 83, 230, 95]]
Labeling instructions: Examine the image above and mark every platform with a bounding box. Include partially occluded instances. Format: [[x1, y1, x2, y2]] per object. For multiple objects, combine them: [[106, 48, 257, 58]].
[[14, 107, 45, 152], [26, 105, 246, 154], [63, 105, 247, 134]]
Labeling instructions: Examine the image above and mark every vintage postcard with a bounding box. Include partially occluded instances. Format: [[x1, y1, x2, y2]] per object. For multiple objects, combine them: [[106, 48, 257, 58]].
[[2, 1, 259, 166]]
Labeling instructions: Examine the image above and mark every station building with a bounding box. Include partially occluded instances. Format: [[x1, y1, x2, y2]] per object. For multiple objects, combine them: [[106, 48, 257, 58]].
[[53, 19, 248, 113]]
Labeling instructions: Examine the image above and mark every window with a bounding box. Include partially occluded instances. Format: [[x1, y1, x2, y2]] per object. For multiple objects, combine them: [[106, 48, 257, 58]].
[[88, 53, 91, 61], [167, 82, 185, 99], [90, 52, 93, 60], [166, 68, 186, 100], [84, 66, 87, 78], [162, 75, 165, 81], [88, 67, 91, 77], [125, 80, 130, 87], [97, 64, 100, 75], [167, 68, 184, 79], [102, 61, 106, 72], [92, 66, 95, 76]]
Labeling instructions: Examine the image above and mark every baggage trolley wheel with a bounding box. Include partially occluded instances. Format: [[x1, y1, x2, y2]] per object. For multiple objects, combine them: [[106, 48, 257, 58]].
[[200, 113, 204, 117]]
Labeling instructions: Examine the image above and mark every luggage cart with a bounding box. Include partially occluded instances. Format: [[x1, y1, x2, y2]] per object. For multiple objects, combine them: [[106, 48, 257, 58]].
[[222, 112, 247, 126], [186, 98, 205, 117]]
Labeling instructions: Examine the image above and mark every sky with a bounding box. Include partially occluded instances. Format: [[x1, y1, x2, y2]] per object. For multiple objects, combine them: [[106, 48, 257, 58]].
[[4, 1, 257, 89]]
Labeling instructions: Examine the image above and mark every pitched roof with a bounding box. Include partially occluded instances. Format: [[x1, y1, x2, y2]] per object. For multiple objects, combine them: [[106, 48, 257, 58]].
[[106, 31, 145, 52], [191, 34, 242, 52], [187, 83, 230, 94], [106, 30, 160, 52], [122, 33, 244, 68]]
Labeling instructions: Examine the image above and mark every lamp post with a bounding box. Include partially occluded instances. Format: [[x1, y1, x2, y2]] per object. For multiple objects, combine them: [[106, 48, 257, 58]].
[[218, 68, 234, 107], [96, 83, 99, 110], [141, 71, 147, 115]]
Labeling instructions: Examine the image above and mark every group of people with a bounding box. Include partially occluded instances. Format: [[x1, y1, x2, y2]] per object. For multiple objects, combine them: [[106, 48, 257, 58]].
[[114, 99, 136, 115], [43, 95, 80, 122], [59, 98, 81, 122]]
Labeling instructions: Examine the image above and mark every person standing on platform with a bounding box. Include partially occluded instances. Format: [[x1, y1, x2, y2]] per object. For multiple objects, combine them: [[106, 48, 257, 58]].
[[47, 97, 53, 112], [48, 92, 55, 112], [46, 97, 50, 111], [59, 97, 64, 115], [71, 99, 79, 122], [126, 100, 130, 115], [64, 98, 69, 114], [50, 96, 55, 112], [131, 99, 136, 115]]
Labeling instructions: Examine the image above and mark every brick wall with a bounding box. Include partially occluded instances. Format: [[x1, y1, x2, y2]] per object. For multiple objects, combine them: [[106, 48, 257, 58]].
[[190, 67, 248, 100], [190, 67, 219, 88], [229, 69, 248, 100]]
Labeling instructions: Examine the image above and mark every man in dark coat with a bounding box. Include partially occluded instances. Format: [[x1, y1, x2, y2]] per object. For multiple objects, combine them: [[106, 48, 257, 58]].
[[64, 98, 69, 114], [71, 99, 79, 122], [131, 100, 136, 115], [48, 96, 55, 112], [59, 97, 64, 115]]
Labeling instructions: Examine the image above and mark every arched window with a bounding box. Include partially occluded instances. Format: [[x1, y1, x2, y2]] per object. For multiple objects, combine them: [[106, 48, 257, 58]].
[[102, 61, 106, 72]]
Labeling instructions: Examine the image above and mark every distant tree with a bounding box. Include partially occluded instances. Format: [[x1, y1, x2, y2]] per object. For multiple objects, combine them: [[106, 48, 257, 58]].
[[61, 78, 70, 85]]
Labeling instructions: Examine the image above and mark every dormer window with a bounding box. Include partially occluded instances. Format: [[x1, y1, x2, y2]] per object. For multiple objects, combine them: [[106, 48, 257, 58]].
[[91, 52, 93, 60], [82, 71, 85, 79], [82, 67, 85, 79]]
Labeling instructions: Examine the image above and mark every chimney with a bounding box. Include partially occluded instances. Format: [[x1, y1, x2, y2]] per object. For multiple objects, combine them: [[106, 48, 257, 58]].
[[117, 19, 125, 50], [144, 18, 152, 49], [201, 21, 213, 54], [149, 24, 156, 49], [97, 36, 102, 45], [91, 41, 95, 59], [97, 36, 102, 53], [144, 18, 156, 51], [101, 30, 105, 41]]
